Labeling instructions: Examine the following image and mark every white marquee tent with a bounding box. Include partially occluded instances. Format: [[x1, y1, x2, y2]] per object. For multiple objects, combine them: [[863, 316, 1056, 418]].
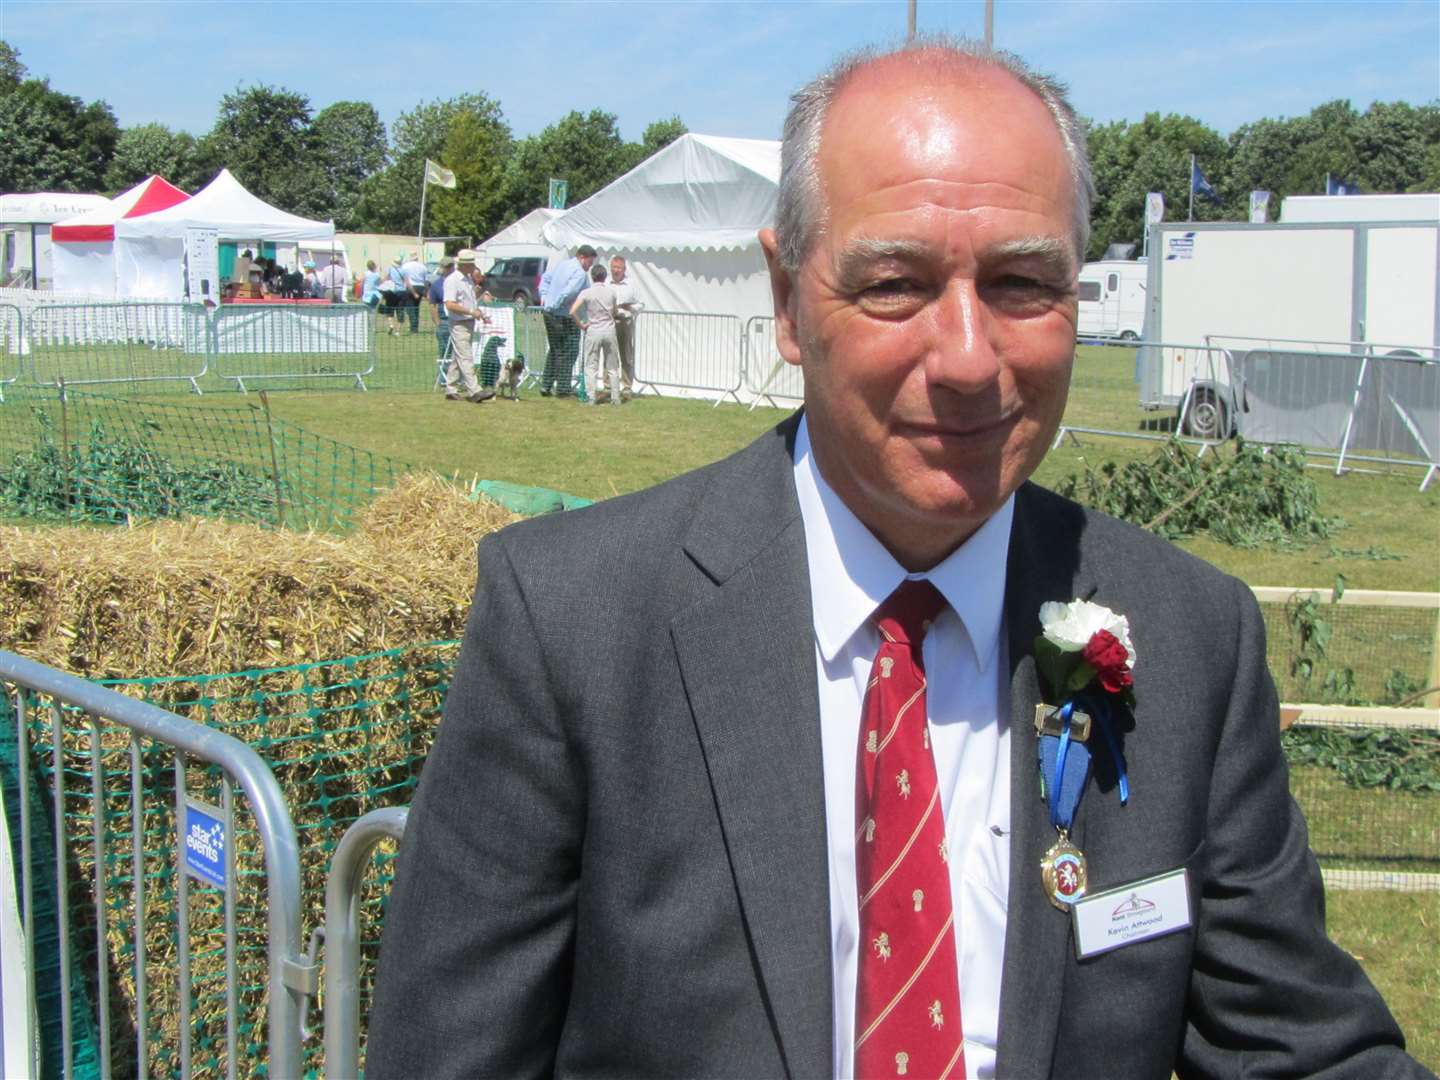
[[478, 207, 564, 271], [541, 134, 779, 322], [1, 191, 112, 286], [112, 169, 334, 299], [50, 175, 191, 295], [540, 134, 788, 401]]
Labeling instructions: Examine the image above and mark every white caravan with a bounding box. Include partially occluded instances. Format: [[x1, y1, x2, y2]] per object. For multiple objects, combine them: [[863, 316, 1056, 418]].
[[1138, 194, 1439, 438], [1077, 260, 1146, 340]]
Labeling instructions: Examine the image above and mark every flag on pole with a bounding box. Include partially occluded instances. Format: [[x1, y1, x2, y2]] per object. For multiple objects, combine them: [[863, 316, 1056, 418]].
[[424, 159, 457, 190], [1190, 160, 1222, 205], [1325, 175, 1361, 196], [1248, 191, 1270, 223], [1145, 192, 1166, 225]]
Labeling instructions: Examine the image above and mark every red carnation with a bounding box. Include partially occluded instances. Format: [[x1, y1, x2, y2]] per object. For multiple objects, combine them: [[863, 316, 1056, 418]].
[[1081, 629, 1133, 694]]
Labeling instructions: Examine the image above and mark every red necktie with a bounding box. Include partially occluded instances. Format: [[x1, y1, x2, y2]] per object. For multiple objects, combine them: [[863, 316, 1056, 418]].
[[854, 580, 965, 1080]]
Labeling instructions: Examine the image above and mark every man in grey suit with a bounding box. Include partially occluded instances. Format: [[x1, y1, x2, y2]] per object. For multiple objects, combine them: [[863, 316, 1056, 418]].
[[367, 38, 1426, 1080]]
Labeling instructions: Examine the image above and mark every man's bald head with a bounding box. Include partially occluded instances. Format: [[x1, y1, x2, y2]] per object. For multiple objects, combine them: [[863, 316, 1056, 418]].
[[773, 36, 1094, 274]]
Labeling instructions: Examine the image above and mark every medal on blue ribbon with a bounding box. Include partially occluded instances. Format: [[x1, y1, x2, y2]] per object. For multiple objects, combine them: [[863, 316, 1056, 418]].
[[1036, 696, 1130, 910]]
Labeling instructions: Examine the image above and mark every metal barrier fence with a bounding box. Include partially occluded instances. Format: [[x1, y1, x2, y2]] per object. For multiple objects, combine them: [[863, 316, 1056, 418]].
[[633, 309, 744, 404], [323, 807, 407, 1080], [210, 304, 376, 393], [17, 302, 209, 394], [0, 648, 307, 1079], [742, 315, 804, 409], [1224, 347, 1439, 486], [0, 304, 20, 400]]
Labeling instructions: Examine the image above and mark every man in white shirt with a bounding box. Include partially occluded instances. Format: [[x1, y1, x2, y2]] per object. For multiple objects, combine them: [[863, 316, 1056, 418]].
[[608, 255, 640, 399], [440, 249, 495, 404], [401, 250, 428, 332], [370, 36, 1423, 1080], [317, 255, 348, 302]]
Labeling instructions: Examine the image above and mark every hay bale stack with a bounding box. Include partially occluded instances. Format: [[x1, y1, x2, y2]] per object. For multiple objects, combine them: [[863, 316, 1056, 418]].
[[0, 473, 522, 1077], [0, 473, 519, 676]]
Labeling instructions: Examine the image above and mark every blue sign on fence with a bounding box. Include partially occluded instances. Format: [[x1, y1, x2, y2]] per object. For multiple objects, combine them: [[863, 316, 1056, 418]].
[[183, 800, 227, 889]]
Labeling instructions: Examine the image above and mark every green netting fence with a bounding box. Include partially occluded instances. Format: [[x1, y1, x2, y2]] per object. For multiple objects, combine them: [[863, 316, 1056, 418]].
[[0, 386, 408, 532]]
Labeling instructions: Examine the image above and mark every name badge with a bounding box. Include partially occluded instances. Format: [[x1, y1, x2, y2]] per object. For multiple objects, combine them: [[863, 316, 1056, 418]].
[[1071, 867, 1191, 960]]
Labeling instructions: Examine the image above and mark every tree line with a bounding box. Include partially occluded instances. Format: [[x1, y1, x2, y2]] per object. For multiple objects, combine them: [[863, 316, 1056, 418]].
[[2, 41, 1436, 260]]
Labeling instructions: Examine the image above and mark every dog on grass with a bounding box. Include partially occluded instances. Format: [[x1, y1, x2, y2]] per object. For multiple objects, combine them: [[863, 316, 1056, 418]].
[[496, 354, 527, 401]]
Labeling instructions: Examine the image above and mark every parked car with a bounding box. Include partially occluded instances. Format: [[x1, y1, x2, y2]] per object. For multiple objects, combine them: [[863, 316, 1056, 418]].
[[483, 255, 548, 308]]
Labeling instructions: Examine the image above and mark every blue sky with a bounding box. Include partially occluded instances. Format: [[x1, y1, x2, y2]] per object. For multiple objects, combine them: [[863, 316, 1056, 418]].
[[5, 1, 1438, 144]]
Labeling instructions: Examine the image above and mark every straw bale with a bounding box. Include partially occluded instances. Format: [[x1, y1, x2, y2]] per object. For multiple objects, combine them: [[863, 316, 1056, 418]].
[[0, 473, 520, 678], [1, 473, 523, 1077]]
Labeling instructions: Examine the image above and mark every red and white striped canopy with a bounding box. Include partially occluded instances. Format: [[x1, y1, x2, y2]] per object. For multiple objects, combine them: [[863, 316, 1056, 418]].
[[50, 176, 190, 243]]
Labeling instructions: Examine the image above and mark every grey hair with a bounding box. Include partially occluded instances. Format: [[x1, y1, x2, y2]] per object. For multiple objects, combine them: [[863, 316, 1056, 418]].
[[774, 35, 1094, 271]]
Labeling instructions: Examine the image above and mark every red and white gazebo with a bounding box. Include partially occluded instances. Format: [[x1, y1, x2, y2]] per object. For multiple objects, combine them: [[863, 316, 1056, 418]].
[[50, 176, 190, 295]]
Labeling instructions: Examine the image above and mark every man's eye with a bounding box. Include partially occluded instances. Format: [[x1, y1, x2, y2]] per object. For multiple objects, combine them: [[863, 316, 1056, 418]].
[[865, 278, 919, 296]]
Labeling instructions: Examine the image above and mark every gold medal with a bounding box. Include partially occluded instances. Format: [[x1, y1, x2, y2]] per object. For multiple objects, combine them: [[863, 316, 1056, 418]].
[[1040, 830, 1088, 910]]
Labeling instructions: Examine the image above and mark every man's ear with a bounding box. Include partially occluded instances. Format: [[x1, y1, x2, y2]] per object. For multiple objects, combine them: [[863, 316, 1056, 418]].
[[758, 228, 802, 367]]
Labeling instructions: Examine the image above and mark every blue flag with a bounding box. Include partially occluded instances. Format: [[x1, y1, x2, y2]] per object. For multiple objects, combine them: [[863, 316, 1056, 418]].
[[1191, 160, 1223, 205], [1326, 175, 1362, 196]]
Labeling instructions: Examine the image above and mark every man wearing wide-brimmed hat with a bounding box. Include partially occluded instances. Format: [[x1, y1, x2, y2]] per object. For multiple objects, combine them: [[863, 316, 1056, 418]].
[[440, 250, 495, 403]]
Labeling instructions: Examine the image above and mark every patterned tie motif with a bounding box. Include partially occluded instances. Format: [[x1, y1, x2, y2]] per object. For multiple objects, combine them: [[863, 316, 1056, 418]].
[[855, 580, 965, 1080]]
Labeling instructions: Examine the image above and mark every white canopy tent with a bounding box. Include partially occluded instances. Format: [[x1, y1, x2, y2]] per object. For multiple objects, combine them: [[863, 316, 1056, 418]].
[[540, 134, 788, 402], [1, 191, 111, 286], [50, 176, 190, 295], [477, 208, 565, 271], [541, 134, 779, 323], [112, 169, 334, 299]]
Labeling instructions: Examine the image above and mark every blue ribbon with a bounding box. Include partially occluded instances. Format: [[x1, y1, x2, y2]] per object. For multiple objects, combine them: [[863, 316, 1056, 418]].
[[1039, 696, 1130, 833], [1085, 693, 1130, 806]]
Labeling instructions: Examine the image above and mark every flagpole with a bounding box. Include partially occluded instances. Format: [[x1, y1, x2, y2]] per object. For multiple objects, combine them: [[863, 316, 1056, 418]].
[[418, 172, 428, 250], [1188, 154, 1195, 223]]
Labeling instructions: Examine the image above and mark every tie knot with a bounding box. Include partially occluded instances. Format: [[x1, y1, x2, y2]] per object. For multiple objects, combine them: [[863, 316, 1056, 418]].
[[874, 579, 946, 646]]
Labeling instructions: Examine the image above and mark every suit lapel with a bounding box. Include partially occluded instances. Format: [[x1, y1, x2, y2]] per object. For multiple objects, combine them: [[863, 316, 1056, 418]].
[[671, 417, 834, 1079], [996, 485, 1093, 1079]]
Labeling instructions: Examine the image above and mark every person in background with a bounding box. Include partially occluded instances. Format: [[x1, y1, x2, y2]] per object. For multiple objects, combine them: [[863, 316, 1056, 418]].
[[538, 244, 597, 397], [608, 255, 640, 401], [379, 256, 407, 334], [301, 260, 321, 299], [441, 249, 495, 404], [360, 260, 383, 312], [570, 262, 621, 407], [232, 248, 254, 286], [318, 255, 348, 302], [402, 250, 428, 333], [429, 254, 456, 360]]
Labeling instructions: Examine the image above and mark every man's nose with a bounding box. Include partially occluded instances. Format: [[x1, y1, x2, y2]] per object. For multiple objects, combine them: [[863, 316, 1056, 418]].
[[924, 279, 1002, 392]]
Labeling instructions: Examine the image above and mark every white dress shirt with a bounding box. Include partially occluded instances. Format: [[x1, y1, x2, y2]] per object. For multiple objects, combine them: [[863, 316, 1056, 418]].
[[792, 417, 1014, 1080]]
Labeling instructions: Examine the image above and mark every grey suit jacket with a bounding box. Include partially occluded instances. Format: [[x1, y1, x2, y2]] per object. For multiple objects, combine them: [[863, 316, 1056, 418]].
[[368, 416, 1423, 1079]]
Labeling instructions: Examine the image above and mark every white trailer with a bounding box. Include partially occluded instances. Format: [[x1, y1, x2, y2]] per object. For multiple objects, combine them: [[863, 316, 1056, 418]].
[[1139, 195, 1440, 439], [1077, 259, 1146, 340]]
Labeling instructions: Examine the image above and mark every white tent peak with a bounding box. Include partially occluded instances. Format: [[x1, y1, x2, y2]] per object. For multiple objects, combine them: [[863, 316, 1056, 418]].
[[542, 133, 780, 254], [484, 208, 565, 248], [115, 168, 334, 242]]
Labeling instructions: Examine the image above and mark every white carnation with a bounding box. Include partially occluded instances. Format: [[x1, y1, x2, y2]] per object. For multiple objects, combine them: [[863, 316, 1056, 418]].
[[1039, 599, 1136, 666]]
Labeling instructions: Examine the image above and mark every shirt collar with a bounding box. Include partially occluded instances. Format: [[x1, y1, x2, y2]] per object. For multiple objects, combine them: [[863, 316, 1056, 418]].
[[793, 414, 1014, 670]]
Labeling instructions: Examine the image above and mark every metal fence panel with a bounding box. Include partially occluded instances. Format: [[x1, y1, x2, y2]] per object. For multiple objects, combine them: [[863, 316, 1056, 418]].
[[210, 304, 376, 393], [323, 807, 407, 1080], [632, 310, 743, 403], [0, 304, 22, 397], [742, 315, 803, 407], [1233, 350, 1440, 472], [15, 302, 208, 393], [0, 650, 307, 1080]]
